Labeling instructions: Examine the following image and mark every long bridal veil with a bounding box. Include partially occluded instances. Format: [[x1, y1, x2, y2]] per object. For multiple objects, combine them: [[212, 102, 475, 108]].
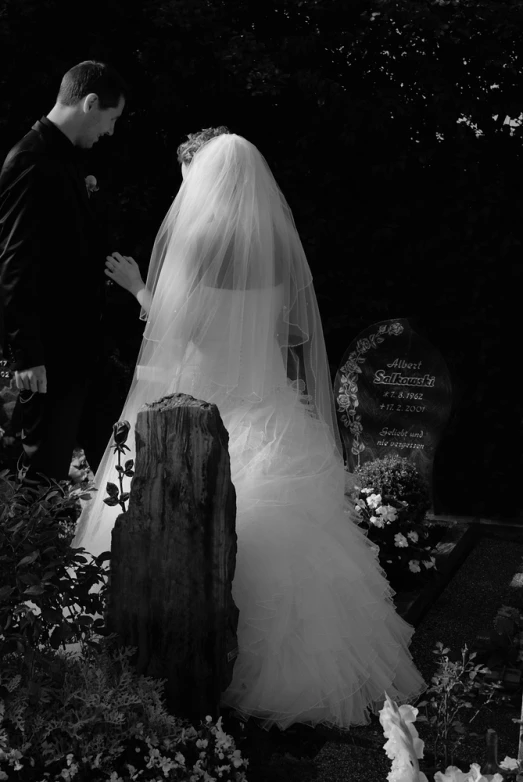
[[74, 133, 341, 555]]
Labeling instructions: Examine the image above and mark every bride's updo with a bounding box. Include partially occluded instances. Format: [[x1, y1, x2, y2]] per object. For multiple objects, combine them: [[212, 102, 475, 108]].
[[176, 126, 230, 166]]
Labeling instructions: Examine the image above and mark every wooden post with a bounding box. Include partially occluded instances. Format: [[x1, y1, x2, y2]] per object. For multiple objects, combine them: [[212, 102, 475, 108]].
[[106, 393, 239, 722]]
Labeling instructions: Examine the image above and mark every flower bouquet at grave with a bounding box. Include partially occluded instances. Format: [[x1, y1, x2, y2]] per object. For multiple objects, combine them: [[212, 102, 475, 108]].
[[350, 454, 433, 585]]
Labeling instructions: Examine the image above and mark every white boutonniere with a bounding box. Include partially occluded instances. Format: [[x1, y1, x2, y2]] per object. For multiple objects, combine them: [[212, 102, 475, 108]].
[[85, 175, 99, 198]]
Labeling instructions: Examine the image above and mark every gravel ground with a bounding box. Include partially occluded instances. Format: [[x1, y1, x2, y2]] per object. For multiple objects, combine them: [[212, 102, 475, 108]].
[[313, 528, 523, 782]]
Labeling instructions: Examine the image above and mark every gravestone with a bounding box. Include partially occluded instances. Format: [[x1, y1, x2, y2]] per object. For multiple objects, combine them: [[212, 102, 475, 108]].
[[334, 318, 452, 500]]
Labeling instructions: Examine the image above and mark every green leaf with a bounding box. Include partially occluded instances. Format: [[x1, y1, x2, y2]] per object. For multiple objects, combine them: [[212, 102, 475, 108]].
[[50, 627, 62, 650], [23, 585, 45, 596], [18, 550, 39, 567], [103, 497, 119, 507], [106, 482, 119, 498], [18, 573, 39, 585], [76, 615, 94, 625], [41, 608, 63, 623], [0, 585, 14, 601]]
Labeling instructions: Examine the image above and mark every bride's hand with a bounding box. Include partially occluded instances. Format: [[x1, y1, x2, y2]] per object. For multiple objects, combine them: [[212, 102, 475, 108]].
[[105, 252, 144, 295]]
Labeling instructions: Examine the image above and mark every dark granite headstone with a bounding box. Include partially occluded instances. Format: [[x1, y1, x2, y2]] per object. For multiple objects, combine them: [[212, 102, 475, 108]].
[[334, 318, 452, 496]]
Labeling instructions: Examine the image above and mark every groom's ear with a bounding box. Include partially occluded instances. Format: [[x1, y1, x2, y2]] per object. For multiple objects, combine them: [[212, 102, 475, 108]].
[[82, 93, 99, 114]]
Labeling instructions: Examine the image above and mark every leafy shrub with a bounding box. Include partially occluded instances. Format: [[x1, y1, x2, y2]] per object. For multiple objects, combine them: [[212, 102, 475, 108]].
[[416, 643, 502, 769], [0, 471, 109, 711], [0, 471, 249, 780], [354, 455, 431, 525], [349, 455, 433, 582], [0, 644, 248, 781]]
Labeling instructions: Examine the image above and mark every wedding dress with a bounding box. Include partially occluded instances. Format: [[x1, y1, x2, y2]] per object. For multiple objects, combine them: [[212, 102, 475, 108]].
[[73, 132, 425, 730]]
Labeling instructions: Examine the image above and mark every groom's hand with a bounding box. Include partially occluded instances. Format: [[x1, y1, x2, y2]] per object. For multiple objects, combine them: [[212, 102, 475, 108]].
[[15, 365, 47, 394]]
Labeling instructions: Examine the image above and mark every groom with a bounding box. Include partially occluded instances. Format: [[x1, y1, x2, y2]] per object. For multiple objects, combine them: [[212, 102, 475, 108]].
[[0, 60, 127, 484]]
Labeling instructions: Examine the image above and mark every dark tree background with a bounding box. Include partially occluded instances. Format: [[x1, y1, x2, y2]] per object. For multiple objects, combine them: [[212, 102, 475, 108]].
[[0, 0, 520, 517]]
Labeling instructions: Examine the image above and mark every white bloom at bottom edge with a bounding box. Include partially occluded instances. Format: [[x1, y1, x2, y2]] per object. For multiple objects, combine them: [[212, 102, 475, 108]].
[[434, 763, 504, 782], [499, 756, 519, 771]]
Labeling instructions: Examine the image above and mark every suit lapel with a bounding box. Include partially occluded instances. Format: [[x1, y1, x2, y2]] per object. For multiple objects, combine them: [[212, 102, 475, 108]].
[[32, 118, 96, 222], [65, 160, 97, 222]]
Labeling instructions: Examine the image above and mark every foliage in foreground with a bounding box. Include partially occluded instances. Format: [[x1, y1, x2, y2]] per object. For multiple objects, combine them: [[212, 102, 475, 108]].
[[0, 644, 248, 781], [0, 472, 248, 781]]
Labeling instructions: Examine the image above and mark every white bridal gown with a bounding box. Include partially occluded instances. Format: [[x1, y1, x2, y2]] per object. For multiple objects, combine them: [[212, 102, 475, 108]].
[[74, 284, 425, 730]]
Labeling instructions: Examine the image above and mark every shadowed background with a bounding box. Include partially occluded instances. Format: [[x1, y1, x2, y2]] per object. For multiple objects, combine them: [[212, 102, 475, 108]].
[[0, 0, 519, 518]]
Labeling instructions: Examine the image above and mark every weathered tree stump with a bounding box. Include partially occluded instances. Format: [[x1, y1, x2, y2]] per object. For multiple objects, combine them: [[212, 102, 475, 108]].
[[106, 393, 239, 722]]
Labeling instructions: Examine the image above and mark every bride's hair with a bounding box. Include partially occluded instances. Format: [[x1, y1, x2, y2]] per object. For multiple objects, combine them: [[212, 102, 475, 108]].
[[176, 126, 231, 166]]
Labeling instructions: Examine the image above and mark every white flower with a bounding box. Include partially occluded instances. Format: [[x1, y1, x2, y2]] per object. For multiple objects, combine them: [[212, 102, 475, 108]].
[[499, 757, 519, 771], [379, 694, 424, 782], [370, 514, 386, 528], [407, 531, 419, 543], [84, 175, 99, 197], [377, 504, 398, 523], [361, 487, 374, 495], [366, 493, 382, 509], [434, 764, 503, 781], [394, 533, 408, 548], [231, 749, 245, 768], [409, 560, 421, 573], [423, 557, 436, 570]]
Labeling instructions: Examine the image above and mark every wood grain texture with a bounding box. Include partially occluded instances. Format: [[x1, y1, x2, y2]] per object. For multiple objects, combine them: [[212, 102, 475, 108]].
[[107, 393, 239, 721]]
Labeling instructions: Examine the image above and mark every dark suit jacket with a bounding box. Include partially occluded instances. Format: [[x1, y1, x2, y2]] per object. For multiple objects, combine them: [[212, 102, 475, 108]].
[[0, 117, 107, 374]]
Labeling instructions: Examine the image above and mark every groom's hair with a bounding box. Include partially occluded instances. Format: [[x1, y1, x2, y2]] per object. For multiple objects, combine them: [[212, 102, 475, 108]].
[[177, 126, 231, 166], [57, 61, 129, 110]]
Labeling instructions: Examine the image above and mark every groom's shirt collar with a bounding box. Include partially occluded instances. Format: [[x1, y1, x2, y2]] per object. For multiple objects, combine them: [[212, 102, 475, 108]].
[[33, 116, 82, 163]]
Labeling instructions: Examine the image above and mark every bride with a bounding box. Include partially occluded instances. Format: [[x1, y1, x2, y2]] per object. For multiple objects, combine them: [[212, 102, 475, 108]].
[[73, 127, 425, 730]]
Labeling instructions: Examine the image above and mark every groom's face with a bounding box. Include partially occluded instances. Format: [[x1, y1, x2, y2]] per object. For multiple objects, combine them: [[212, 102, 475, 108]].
[[78, 94, 125, 149]]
